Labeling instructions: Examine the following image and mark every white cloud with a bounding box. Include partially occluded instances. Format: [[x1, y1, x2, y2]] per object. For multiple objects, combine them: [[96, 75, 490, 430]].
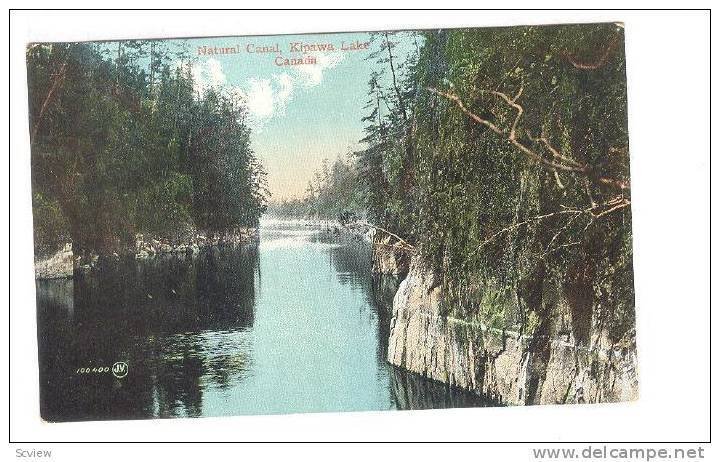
[[182, 52, 344, 130], [181, 58, 227, 96], [233, 74, 295, 130], [274, 73, 294, 108], [242, 76, 294, 122], [293, 51, 345, 88], [241, 79, 275, 119]]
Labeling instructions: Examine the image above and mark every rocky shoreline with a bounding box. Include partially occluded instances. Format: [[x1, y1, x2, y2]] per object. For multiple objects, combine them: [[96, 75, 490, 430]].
[[34, 244, 74, 280], [133, 228, 257, 260], [35, 220, 639, 406], [34, 228, 258, 280], [371, 231, 639, 406]]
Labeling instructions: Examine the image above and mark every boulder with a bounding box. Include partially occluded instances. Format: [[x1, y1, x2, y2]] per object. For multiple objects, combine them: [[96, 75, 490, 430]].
[[34, 245, 73, 279]]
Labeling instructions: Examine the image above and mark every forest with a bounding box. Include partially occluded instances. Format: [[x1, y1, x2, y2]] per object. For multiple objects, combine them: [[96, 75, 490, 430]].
[[285, 25, 634, 343], [28, 25, 634, 344], [27, 40, 269, 258]]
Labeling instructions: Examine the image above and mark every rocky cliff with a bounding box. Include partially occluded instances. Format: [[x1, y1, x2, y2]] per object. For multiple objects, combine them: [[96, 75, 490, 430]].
[[377, 247, 638, 406]]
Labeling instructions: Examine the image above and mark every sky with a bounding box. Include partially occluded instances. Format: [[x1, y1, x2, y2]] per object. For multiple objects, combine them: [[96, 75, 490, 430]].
[[171, 32, 417, 201]]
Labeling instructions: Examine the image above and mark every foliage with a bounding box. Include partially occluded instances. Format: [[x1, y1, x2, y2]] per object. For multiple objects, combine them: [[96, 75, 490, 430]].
[[358, 25, 634, 343], [27, 41, 269, 257], [32, 192, 71, 258]]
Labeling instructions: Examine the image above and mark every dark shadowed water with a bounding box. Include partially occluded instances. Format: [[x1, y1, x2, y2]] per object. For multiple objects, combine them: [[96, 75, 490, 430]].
[[36, 219, 489, 421]]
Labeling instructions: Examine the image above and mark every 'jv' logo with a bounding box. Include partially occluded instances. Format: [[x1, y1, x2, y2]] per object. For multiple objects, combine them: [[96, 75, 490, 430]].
[[112, 362, 128, 379]]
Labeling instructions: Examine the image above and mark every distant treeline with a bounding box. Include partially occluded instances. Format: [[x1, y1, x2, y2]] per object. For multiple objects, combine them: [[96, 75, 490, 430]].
[[28, 41, 269, 257], [267, 155, 363, 221]]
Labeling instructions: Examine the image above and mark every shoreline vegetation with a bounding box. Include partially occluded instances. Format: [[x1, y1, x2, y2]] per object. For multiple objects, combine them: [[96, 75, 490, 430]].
[[28, 39, 269, 268], [30, 23, 637, 405]]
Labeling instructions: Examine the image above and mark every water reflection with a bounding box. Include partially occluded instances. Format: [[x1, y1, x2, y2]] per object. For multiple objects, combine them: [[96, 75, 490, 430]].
[[315, 227, 492, 410], [37, 244, 258, 421], [36, 220, 491, 421]]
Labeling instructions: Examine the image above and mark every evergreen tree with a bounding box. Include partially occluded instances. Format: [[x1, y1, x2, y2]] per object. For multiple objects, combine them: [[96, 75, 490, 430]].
[[27, 40, 269, 257]]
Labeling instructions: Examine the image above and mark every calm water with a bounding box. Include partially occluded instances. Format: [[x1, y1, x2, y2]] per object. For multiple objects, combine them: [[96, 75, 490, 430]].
[[36, 219, 488, 421]]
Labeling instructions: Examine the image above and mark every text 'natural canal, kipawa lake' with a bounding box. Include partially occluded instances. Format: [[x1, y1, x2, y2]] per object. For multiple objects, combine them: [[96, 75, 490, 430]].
[[36, 220, 487, 421]]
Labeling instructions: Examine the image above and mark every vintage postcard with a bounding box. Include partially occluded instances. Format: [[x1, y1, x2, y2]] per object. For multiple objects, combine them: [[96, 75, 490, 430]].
[[28, 23, 637, 421]]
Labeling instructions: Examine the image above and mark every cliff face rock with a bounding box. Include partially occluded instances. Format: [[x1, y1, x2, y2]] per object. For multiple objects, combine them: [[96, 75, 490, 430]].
[[370, 231, 413, 321], [387, 255, 639, 405]]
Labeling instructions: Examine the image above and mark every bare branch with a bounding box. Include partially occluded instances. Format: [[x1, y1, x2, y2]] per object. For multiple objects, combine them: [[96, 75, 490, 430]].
[[428, 86, 633, 195], [31, 62, 67, 146], [544, 210, 584, 253], [471, 209, 584, 257], [527, 131, 584, 168], [430, 86, 588, 173], [564, 32, 621, 71], [427, 87, 503, 135], [491, 88, 524, 140], [597, 176, 630, 191], [429, 82, 632, 259], [591, 196, 630, 218], [345, 222, 416, 252], [470, 196, 630, 258]]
